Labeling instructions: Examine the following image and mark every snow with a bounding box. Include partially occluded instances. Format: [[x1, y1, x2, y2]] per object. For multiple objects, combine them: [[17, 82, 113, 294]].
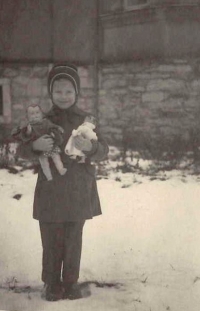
[[0, 168, 200, 311]]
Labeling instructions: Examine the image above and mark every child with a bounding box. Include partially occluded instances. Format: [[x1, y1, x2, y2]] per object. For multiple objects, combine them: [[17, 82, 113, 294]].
[[65, 115, 97, 162], [17, 64, 109, 301], [12, 104, 67, 181]]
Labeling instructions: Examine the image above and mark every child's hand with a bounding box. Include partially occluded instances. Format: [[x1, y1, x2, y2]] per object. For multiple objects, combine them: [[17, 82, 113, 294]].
[[57, 126, 64, 133], [74, 135, 92, 152], [27, 124, 32, 134], [32, 135, 54, 152], [19, 120, 29, 129]]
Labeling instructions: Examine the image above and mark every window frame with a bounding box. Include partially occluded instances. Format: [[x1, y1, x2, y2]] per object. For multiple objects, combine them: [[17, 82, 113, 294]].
[[123, 0, 150, 11], [0, 78, 11, 124]]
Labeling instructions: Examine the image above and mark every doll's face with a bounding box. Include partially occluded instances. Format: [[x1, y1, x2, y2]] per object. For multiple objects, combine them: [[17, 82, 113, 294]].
[[52, 79, 76, 109], [27, 106, 43, 124]]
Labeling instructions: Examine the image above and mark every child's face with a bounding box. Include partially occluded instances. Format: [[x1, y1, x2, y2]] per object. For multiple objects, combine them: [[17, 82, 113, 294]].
[[27, 106, 43, 124], [52, 79, 76, 109]]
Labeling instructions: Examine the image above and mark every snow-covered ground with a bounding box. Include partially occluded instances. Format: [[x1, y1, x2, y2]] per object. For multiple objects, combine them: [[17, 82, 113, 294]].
[[0, 167, 200, 311]]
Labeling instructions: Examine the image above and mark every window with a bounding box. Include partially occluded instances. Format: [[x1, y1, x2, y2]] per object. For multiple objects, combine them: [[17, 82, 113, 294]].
[[0, 78, 11, 124], [124, 0, 149, 10], [100, 0, 151, 14]]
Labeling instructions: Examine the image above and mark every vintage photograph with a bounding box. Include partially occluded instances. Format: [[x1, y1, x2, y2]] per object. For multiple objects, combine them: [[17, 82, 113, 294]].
[[0, 0, 200, 310]]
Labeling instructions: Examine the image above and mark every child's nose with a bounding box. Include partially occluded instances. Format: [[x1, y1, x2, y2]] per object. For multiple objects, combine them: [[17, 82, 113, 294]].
[[61, 93, 67, 99]]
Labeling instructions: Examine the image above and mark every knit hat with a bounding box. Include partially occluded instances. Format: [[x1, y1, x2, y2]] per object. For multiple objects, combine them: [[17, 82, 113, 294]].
[[48, 64, 80, 96]]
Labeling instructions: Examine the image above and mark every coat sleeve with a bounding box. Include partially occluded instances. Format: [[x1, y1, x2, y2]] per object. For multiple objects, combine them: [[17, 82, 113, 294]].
[[17, 141, 41, 160], [11, 126, 32, 143], [44, 119, 64, 146], [11, 126, 41, 160], [83, 127, 109, 162]]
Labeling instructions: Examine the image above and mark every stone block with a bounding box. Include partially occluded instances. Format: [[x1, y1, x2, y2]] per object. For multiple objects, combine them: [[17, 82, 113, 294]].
[[12, 98, 27, 109], [78, 67, 90, 77], [184, 98, 198, 109], [98, 105, 118, 119], [20, 67, 33, 77], [11, 81, 27, 98], [113, 133, 123, 143], [173, 59, 188, 64], [13, 76, 29, 86], [157, 64, 191, 73], [12, 104, 24, 110], [111, 88, 127, 95], [99, 89, 107, 96], [102, 64, 126, 74], [33, 66, 49, 78], [12, 111, 26, 124], [102, 125, 122, 135], [25, 98, 41, 108], [147, 79, 185, 92], [102, 78, 126, 89], [146, 73, 171, 79], [142, 92, 165, 103], [175, 65, 192, 75], [27, 78, 42, 97], [191, 79, 200, 91], [135, 73, 152, 79], [80, 89, 94, 97], [126, 62, 146, 73], [4, 68, 18, 78], [128, 86, 145, 92], [80, 76, 93, 88], [98, 118, 108, 127]]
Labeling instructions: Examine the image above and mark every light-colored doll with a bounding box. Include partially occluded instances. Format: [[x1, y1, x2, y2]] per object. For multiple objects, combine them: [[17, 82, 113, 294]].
[[65, 115, 97, 163], [12, 104, 67, 181]]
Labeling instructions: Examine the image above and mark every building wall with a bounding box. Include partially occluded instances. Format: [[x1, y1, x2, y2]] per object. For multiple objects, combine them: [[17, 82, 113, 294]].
[[0, 0, 96, 63], [100, 5, 200, 62], [1, 1, 200, 64], [98, 59, 200, 152], [1, 59, 200, 152]]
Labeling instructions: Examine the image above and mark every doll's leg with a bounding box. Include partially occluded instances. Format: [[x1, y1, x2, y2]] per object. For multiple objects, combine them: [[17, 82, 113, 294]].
[[39, 155, 53, 181], [51, 153, 67, 175]]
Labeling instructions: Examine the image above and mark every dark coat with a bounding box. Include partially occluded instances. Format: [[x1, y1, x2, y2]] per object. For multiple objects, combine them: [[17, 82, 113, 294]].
[[18, 105, 109, 222]]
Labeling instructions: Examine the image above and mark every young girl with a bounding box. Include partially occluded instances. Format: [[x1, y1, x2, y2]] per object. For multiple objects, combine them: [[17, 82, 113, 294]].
[[18, 64, 109, 301]]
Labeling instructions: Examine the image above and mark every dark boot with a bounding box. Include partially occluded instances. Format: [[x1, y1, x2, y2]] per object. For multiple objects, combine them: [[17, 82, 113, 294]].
[[41, 283, 64, 301], [63, 283, 83, 300]]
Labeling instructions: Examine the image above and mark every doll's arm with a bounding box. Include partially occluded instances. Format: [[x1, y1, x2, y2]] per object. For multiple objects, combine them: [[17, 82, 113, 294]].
[[11, 125, 33, 143]]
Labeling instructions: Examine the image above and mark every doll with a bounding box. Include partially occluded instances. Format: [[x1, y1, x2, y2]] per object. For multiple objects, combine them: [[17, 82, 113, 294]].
[[12, 104, 67, 181], [65, 115, 97, 163]]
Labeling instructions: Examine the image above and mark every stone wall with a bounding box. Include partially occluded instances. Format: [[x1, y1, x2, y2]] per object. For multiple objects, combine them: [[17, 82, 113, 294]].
[[98, 59, 200, 153], [1, 60, 200, 153], [0, 64, 95, 128]]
